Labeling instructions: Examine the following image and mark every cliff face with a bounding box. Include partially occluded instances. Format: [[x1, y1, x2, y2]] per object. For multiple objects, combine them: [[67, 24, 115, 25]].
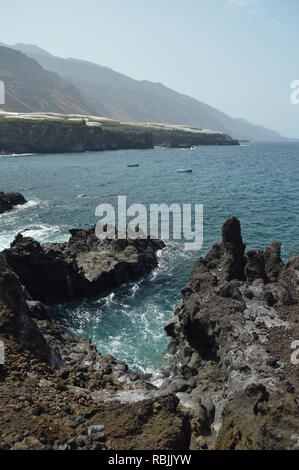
[[0, 120, 153, 154], [164, 218, 299, 450]]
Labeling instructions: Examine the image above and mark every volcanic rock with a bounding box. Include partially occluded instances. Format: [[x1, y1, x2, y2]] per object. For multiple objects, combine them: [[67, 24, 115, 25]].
[[3, 228, 165, 305], [165, 217, 299, 449], [0, 191, 27, 214]]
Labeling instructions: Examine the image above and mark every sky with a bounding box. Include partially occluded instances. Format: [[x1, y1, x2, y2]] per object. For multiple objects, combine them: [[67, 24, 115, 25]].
[[1, 0, 299, 137]]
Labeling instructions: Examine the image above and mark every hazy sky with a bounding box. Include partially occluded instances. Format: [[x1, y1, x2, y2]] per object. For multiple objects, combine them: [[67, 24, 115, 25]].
[[1, 0, 299, 137]]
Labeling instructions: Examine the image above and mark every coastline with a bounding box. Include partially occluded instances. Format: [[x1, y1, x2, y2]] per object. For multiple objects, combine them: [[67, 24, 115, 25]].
[[0, 215, 298, 450], [0, 113, 239, 155]]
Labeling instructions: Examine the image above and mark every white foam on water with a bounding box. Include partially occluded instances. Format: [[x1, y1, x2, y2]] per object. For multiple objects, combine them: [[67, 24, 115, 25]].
[[19, 199, 39, 209], [108, 335, 122, 354], [53, 239, 194, 379], [0, 153, 36, 157], [0, 233, 17, 251], [150, 241, 194, 281], [130, 283, 140, 297], [0, 199, 45, 249], [0, 223, 69, 250], [102, 292, 115, 307], [0, 199, 40, 220], [22, 224, 69, 244]]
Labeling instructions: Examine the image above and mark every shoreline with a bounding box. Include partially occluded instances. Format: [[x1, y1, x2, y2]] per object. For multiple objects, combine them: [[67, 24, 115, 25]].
[[0, 113, 239, 155], [0, 215, 298, 449]]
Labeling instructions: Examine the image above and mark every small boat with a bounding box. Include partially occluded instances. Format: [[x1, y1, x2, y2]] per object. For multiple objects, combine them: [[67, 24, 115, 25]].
[[176, 168, 193, 173], [127, 164, 139, 168]]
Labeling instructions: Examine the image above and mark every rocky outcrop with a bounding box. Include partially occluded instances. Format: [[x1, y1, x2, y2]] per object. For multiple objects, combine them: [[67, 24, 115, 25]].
[[0, 191, 27, 214], [0, 120, 153, 154], [0, 263, 190, 450], [0, 227, 191, 450], [3, 228, 165, 305], [1, 217, 298, 450], [0, 331, 191, 449], [164, 217, 299, 450]]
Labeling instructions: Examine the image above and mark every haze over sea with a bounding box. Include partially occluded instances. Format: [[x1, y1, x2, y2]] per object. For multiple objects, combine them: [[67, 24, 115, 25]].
[[0, 142, 298, 380]]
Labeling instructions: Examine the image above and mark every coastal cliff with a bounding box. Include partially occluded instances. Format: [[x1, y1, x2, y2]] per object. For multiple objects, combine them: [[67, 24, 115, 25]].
[[0, 114, 239, 155], [0, 119, 153, 154], [150, 128, 239, 147]]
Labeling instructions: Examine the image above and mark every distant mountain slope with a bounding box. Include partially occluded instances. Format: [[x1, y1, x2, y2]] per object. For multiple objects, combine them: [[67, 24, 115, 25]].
[[0, 46, 92, 115], [4, 43, 285, 140]]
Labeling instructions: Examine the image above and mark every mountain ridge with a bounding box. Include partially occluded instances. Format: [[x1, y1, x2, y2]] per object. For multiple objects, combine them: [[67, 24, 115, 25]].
[[1, 42, 288, 141], [0, 46, 92, 115]]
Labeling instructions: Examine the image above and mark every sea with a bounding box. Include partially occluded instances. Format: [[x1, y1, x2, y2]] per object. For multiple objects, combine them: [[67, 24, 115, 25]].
[[0, 142, 298, 381]]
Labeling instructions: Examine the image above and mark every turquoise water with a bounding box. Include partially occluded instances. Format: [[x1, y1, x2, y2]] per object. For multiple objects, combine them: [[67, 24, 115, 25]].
[[0, 143, 298, 378]]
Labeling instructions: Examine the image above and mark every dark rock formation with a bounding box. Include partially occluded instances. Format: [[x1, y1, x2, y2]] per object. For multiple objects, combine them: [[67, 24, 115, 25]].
[[202, 217, 246, 284], [0, 120, 153, 155], [0, 254, 58, 365], [3, 228, 165, 305], [0, 191, 27, 214], [164, 217, 299, 449]]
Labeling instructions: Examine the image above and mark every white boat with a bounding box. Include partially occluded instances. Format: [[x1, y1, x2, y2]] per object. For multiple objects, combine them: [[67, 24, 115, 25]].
[[176, 168, 193, 173]]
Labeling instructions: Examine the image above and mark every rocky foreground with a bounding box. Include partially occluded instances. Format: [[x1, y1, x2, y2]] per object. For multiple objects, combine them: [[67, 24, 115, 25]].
[[0, 229, 187, 450], [0, 218, 298, 450], [164, 217, 299, 449], [0, 192, 27, 215]]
